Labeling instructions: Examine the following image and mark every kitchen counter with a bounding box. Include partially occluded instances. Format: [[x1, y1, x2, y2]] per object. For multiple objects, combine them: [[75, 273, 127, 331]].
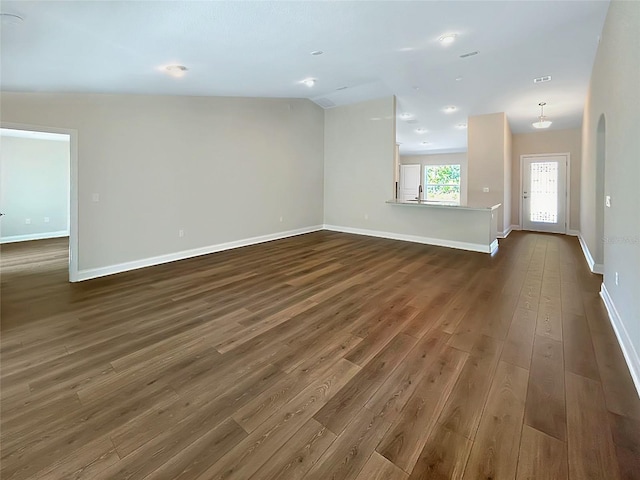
[[385, 199, 501, 211], [376, 198, 501, 254]]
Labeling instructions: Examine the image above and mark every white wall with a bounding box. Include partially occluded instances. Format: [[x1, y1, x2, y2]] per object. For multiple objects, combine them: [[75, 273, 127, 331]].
[[0, 93, 324, 272], [399, 152, 468, 206], [511, 128, 582, 230], [580, 1, 640, 388], [467, 112, 509, 233], [503, 118, 512, 234], [0, 133, 70, 241], [324, 96, 496, 250]]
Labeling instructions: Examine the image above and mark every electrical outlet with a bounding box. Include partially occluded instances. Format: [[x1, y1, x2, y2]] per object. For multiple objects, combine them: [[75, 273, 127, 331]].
[[605, 195, 611, 208], [178, 229, 184, 238], [483, 187, 490, 193], [44, 217, 50, 223], [25, 218, 31, 225], [92, 193, 100, 203], [615, 272, 619, 286]]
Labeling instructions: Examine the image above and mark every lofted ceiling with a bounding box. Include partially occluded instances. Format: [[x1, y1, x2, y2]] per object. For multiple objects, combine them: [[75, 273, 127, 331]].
[[1, 1, 609, 154]]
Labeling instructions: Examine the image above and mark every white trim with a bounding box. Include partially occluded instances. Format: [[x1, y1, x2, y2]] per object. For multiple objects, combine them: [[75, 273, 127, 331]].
[[76, 225, 323, 281], [1, 122, 79, 282], [323, 224, 494, 254], [519, 153, 571, 234], [577, 233, 604, 274], [600, 283, 640, 398], [0, 231, 69, 244], [498, 225, 517, 238], [567, 229, 580, 236]]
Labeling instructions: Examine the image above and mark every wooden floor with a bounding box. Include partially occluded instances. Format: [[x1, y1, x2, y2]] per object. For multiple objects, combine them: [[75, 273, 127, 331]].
[[1, 231, 639, 480]]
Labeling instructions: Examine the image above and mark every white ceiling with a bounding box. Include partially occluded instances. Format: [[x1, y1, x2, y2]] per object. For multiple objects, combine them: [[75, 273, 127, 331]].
[[1, 1, 609, 154]]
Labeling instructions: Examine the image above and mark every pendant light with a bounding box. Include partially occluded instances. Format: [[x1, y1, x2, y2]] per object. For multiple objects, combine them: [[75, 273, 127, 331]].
[[532, 102, 552, 129]]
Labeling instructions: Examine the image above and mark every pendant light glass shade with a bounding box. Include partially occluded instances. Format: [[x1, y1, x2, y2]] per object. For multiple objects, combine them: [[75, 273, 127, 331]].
[[532, 102, 552, 129]]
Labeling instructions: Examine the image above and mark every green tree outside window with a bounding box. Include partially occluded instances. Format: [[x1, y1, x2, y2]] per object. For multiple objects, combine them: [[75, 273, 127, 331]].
[[425, 165, 461, 203]]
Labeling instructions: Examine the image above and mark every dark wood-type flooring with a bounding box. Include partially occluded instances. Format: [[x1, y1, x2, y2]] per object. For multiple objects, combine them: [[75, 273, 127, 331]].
[[1, 231, 639, 479]]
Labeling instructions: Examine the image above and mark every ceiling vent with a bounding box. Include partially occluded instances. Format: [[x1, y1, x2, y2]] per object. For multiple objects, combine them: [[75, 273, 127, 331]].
[[314, 98, 336, 109], [460, 51, 479, 58], [533, 75, 552, 84]]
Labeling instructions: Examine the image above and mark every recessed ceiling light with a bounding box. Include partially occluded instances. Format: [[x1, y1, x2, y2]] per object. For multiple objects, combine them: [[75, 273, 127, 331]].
[[164, 65, 188, 77], [455, 76, 463, 82], [439, 34, 457, 45], [310, 50, 324, 56], [1, 13, 24, 25], [415, 128, 427, 134], [444, 106, 457, 113], [456, 123, 467, 129], [301, 78, 316, 87], [400, 113, 413, 119], [413, 86, 420, 91]]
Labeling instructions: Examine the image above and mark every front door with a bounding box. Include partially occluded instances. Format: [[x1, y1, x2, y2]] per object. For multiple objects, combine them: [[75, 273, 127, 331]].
[[522, 154, 567, 233], [400, 164, 421, 201]]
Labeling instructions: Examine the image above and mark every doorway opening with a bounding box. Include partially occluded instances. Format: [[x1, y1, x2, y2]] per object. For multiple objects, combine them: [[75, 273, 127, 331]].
[[520, 153, 570, 234], [0, 124, 78, 281]]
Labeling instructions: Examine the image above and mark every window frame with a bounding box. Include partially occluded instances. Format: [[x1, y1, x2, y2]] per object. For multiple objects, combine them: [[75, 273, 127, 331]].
[[423, 164, 462, 204]]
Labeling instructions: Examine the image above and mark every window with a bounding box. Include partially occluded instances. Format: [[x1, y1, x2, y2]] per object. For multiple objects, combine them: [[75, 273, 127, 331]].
[[424, 164, 461, 203]]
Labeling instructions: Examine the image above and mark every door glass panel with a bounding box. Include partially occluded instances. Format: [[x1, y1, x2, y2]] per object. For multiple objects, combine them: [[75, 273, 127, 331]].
[[530, 161, 558, 223]]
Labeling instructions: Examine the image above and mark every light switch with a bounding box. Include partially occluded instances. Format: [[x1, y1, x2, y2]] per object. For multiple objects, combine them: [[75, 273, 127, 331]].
[[92, 193, 100, 202], [605, 195, 611, 207]]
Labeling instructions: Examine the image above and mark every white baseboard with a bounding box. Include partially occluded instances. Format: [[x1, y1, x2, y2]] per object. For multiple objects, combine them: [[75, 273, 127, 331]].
[[577, 233, 604, 274], [600, 283, 640, 398], [323, 224, 494, 254], [0, 230, 69, 244], [76, 225, 323, 282], [498, 225, 513, 238], [498, 225, 518, 239]]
